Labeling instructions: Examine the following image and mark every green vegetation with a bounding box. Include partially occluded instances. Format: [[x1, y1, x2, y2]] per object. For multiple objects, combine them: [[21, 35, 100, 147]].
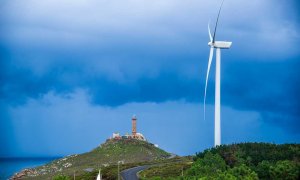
[[15, 141, 300, 179], [141, 143, 300, 180], [139, 157, 193, 179], [17, 139, 171, 179], [53, 175, 71, 180], [191, 143, 300, 180], [187, 152, 227, 176], [269, 160, 299, 180]]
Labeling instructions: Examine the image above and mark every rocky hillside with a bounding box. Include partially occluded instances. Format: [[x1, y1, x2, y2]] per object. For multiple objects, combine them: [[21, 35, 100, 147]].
[[12, 139, 170, 179]]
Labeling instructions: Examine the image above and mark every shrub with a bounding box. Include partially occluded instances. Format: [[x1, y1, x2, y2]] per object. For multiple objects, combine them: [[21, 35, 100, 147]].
[[187, 152, 227, 177], [269, 160, 299, 180], [53, 174, 71, 180]]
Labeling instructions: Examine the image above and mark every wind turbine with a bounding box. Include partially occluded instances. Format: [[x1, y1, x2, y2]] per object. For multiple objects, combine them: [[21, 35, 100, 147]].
[[204, 0, 232, 147]]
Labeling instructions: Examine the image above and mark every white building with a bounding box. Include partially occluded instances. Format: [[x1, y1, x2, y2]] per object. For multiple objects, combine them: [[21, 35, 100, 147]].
[[112, 132, 120, 138]]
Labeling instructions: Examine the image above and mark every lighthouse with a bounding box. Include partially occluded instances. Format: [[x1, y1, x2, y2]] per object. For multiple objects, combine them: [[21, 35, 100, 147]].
[[109, 115, 146, 141], [132, 115, 137, 136]]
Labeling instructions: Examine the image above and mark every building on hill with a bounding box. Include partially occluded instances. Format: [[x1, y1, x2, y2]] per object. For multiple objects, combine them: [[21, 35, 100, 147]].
[[112, 132, 121, 139], [109, 115, 146, 141]]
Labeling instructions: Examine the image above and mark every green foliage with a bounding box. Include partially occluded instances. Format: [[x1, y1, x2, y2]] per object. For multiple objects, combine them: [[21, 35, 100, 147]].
[[196, 143, 300, 167], [255, 160, 272, 179], [141, 143, 299, 180], [212, 164, 258, 180], [52, 174, 71, 180], [187, 152, 227, 177], [185, 153, 258, 180], [269, 160, 299, 180], [214, 171, 237, 180], [227, 164, 258, 180], [188, 143, 300, 180]]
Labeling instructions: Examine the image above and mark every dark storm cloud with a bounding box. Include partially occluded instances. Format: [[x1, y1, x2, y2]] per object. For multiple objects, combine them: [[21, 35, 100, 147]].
[[0, 56, 202, 106], [1, 52, 299, 134], [222, 59, 300, 132], [88, 72, 202, 106]]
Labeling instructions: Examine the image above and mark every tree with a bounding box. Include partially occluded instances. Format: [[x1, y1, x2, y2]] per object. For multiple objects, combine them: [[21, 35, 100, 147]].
[[256, 160, 272, 179], [215, 171, 237, 180], [228, 164, 258, 180], [269, 160, 299, 180], [187, 152, 227, 177], [191, 143, 300, 180]]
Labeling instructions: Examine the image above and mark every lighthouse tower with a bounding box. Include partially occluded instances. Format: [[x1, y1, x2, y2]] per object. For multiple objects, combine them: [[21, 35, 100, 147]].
[[132, 115, 137, 136]]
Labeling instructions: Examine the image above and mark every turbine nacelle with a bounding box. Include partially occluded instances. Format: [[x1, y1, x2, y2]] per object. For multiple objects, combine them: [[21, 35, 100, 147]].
[[208, 41, 232, 49]]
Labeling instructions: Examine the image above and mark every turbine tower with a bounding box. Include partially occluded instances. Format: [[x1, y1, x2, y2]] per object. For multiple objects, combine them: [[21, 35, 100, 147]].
[[204, 0, 232, 147]]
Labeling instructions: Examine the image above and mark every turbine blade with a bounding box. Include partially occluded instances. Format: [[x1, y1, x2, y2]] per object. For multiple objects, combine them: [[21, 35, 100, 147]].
[[204, 47, 214, 121], [212, 0, 225, 43], [208, 22, 212, 42]]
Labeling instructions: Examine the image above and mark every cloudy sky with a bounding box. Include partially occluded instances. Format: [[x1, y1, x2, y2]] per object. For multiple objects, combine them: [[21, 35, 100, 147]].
[[0, 0, 299, 157]]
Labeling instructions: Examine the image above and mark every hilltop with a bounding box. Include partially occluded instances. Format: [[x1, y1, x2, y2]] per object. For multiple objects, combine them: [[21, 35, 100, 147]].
[[12, 139, 171, 179], [88, 138, 170, 163]]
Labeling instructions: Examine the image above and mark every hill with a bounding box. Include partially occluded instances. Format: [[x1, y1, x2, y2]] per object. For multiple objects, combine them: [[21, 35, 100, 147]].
[[12, 139, 171, 179], [140, 143, 300, 179]]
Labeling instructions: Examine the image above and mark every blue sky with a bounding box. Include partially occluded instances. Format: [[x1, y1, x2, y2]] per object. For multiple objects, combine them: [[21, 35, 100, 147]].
[[0, 0, 299, 157]]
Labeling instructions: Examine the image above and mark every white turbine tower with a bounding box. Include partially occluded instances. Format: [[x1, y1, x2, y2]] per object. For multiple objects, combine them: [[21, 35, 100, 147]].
[[204, 0, 232, 147]]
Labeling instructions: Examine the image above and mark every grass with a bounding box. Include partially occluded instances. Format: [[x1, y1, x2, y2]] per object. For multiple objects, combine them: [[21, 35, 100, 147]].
[[18, 139, 171, 179], [139, 157, 193, 180]]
